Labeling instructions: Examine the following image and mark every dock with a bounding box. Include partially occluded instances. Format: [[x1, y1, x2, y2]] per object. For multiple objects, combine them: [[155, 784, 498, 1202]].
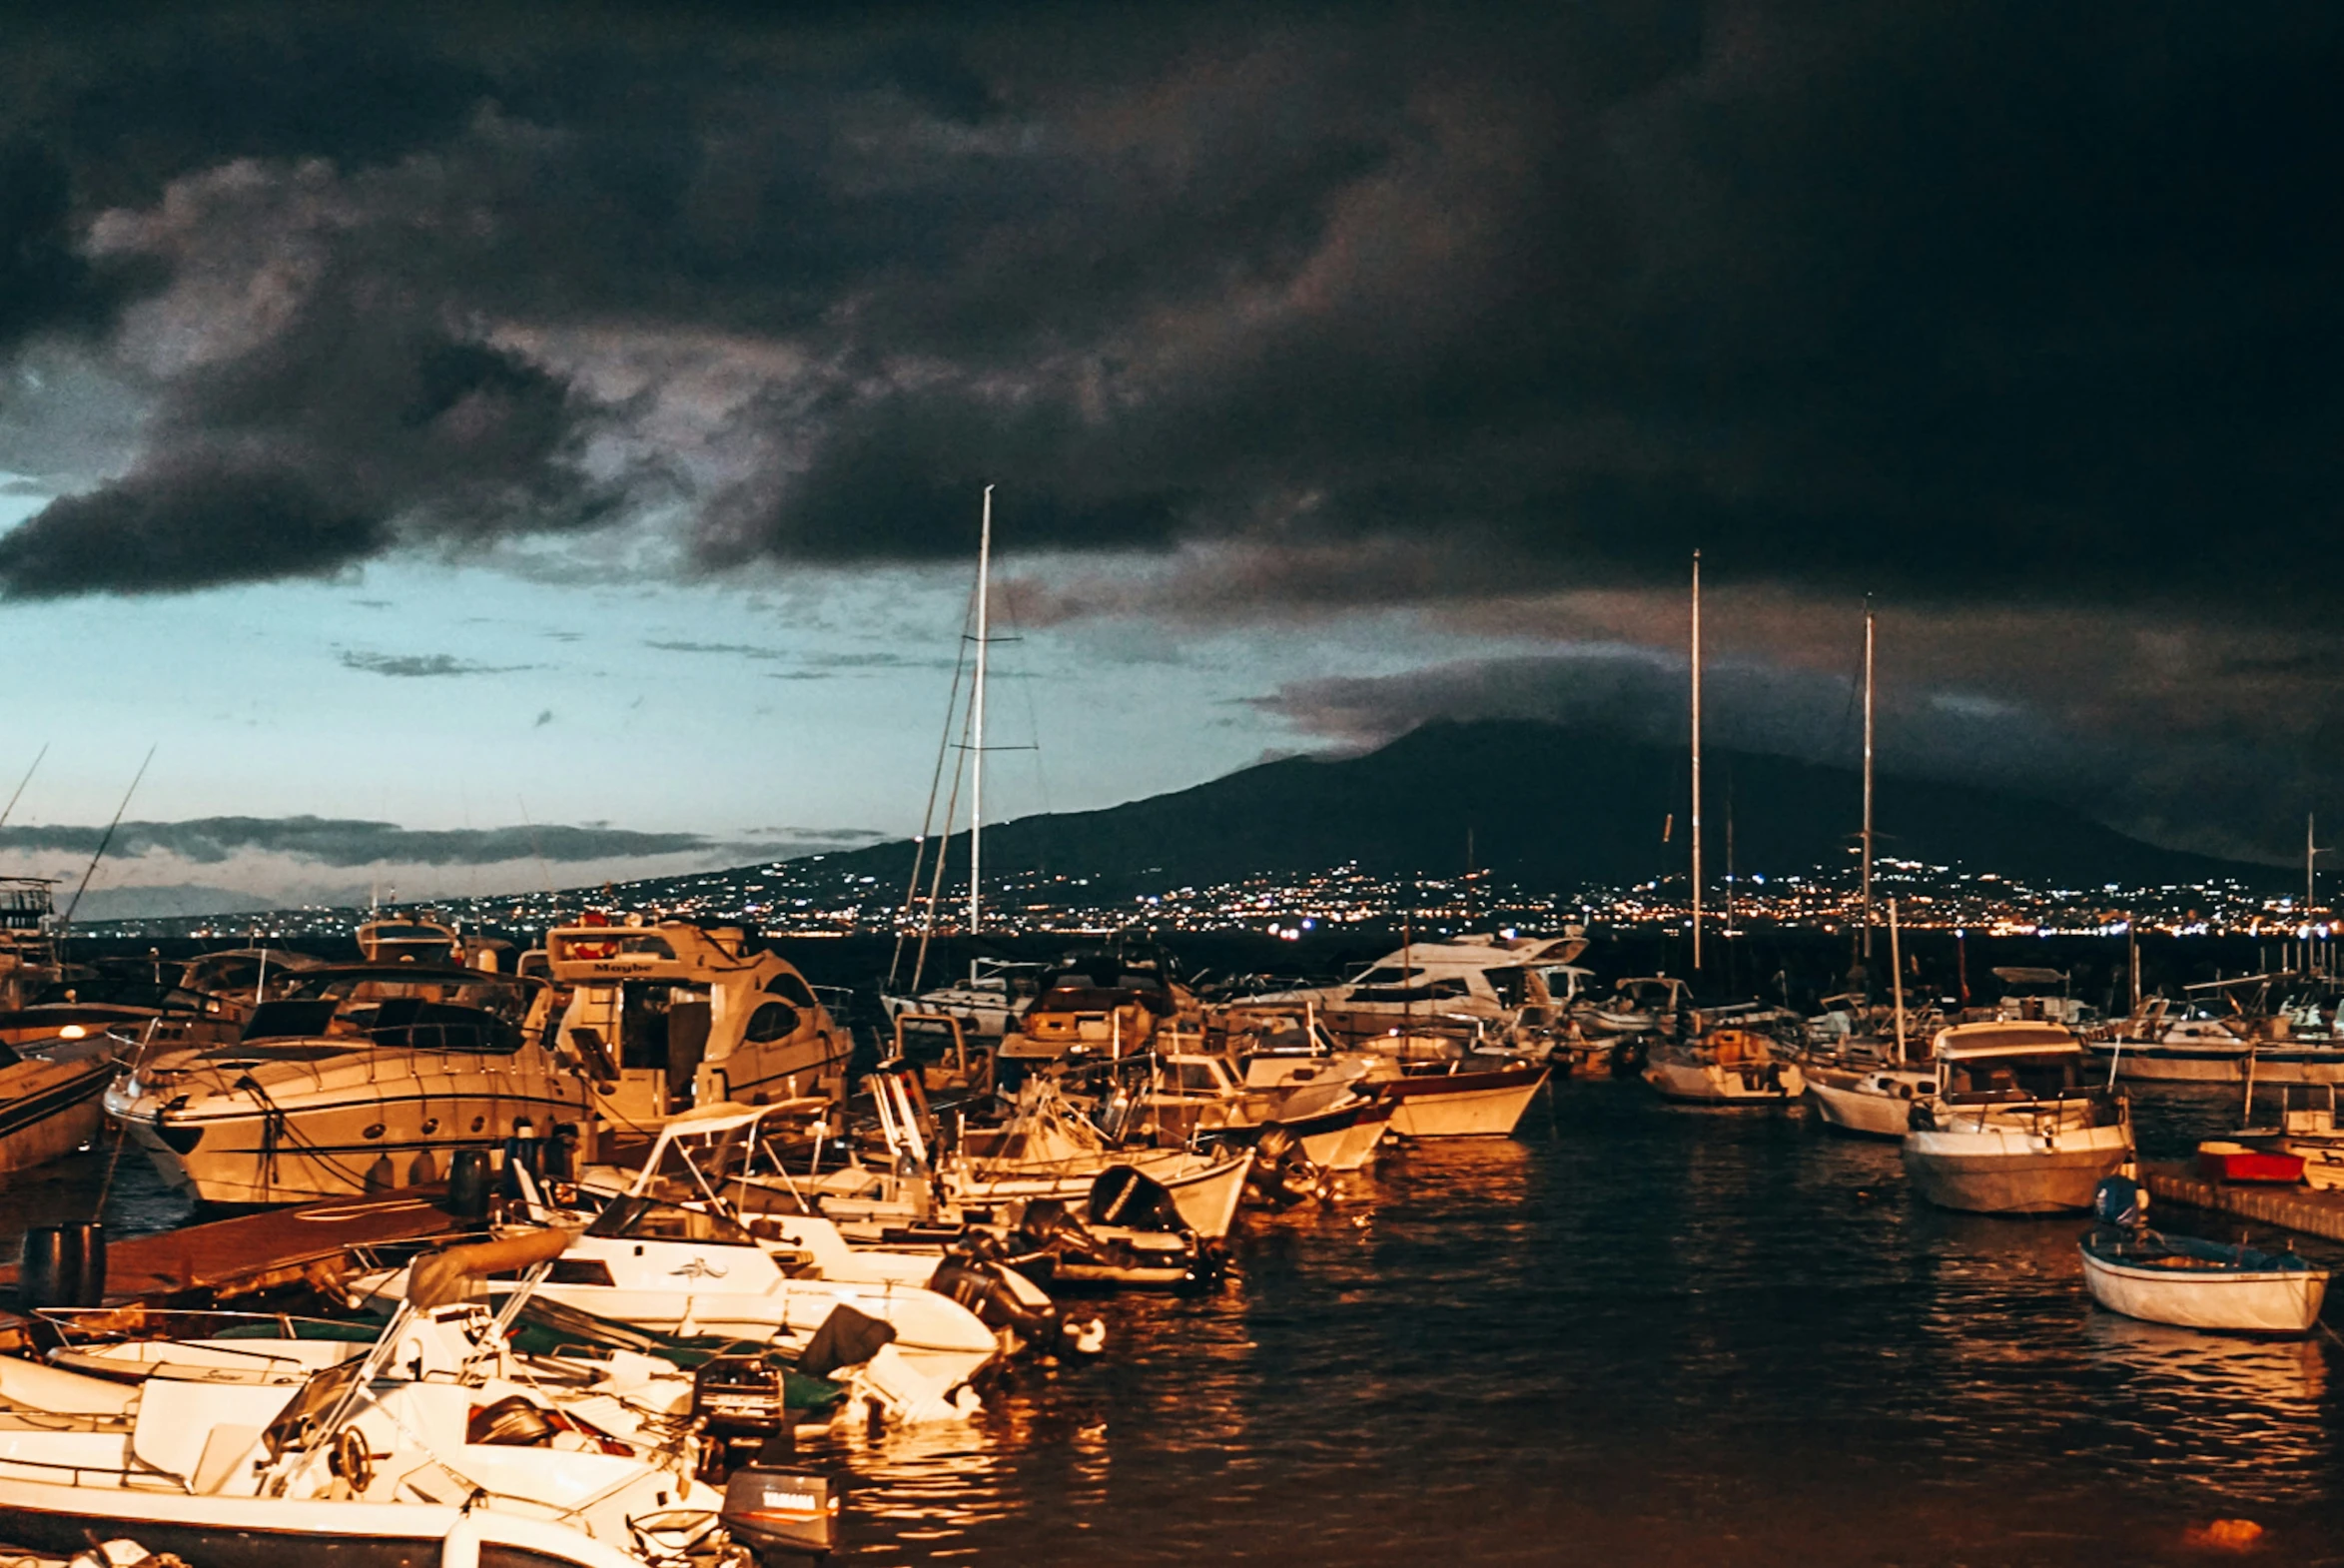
[[0, 1187, 474, 1348], [2143, 1161, 2344, 1244]]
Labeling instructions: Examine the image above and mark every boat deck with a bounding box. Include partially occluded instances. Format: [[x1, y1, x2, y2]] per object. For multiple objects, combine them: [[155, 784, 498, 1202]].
[[2143, 1161, 2344, 1245], [0, 1186, 471, 1348]]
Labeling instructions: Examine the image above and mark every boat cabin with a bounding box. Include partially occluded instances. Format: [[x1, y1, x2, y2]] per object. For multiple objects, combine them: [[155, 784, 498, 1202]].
[[238, 966, 545, 1055], [1930, 1022, 2087, 1103], [544, 918, 848, 1125]]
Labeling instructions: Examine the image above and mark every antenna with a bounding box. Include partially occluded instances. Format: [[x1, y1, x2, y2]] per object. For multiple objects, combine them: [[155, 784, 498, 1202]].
[[61, 745, 157, 932]]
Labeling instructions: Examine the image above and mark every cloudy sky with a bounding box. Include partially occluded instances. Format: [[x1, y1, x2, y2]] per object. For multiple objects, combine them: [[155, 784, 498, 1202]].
[[2, 3, 2340, 906]]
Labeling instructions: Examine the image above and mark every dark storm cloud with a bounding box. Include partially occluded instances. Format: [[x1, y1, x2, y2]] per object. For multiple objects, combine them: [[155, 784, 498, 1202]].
[[5, 5, 2344, 855]]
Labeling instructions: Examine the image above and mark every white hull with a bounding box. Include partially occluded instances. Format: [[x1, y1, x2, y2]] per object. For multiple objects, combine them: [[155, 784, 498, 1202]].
[[1806, 1077, 1913, 1137], [953, 1149, 1253, 1238], [112, 1073, 588, 1205], [1643, 1056, 1803, 1105], [1376, 1068, 1548, 1138], [1903, 1123, 2130, 1213], [2081, 1246, 2329, 1333], [2086, 1042, 2344, 1085], [0, 1057, 113, 1174]]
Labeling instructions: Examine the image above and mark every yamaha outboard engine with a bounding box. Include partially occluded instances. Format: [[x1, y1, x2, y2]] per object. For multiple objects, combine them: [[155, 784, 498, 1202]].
[[2091, 1174, 2146, 1228], [722, 1439, 844, 1563]]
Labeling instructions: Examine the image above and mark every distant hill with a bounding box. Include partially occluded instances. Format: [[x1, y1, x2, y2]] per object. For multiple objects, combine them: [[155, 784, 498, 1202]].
[[747, 718, 2273, 898], [70, 885, 288, 922]]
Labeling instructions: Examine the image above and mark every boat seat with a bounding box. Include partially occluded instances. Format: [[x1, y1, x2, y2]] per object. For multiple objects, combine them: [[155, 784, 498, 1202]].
[[193, 1423, 265, 1493]]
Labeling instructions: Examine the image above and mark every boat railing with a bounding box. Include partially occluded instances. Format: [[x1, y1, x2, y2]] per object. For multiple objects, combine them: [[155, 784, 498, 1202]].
[[0, 1452, 195, 1493]]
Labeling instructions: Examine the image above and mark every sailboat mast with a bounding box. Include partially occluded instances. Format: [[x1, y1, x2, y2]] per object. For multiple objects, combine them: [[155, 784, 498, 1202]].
[[1888, 897, 1907, 1063], [1690, 550, 1703, 975], [1862, 601, 1875, 964], [970, 485, 993, 937]]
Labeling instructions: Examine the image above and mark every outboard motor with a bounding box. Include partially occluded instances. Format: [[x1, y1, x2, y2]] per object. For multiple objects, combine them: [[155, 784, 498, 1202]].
[[2091, 1174, 2146, 1229], [722, 1443, 844, 1563], [1247, 1127, 1320, 1206]]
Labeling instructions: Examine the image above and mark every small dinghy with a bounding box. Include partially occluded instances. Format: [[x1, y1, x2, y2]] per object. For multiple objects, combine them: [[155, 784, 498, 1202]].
[[2079, 1176, 2330, 1336]]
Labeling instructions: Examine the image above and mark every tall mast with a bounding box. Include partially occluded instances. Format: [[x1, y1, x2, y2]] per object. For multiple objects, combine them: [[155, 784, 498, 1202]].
[[1862, 599, 1875, 964], [969, 485, 993, 936], [2309, 811, 2318, 924], [1690, 549, 1703, 975]]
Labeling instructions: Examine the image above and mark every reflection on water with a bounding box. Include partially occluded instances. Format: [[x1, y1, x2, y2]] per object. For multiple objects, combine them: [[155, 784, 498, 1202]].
[[803, 1081, 2344, 1567], [14, 1082, 2344, 1564]]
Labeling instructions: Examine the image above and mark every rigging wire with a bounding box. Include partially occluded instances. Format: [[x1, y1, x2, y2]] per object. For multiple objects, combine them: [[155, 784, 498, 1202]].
[[61, 745, 157, 934], [0, 743, 49, 831], [887, 571, 981, 993]]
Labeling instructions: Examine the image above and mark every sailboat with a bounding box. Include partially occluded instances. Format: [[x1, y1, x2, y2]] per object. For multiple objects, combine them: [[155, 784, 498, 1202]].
[[1801, 606, 1939, 1136], [881, 487, 1032, 1042]]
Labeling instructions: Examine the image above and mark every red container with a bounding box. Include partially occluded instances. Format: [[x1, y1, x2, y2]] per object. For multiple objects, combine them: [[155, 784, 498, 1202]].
[[2196, 1146, 2305, 1184]]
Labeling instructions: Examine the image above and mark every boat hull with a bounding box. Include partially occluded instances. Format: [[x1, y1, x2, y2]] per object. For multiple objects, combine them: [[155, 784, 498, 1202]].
[[2080, 1245, 2329, 1334], [1378, 1068, 1547, 1137], [1805, 1077, 1913, 1138], [0, 1483, 650, 1568], [112, 1077, 589, 1205], [2085, 1042, 2344, 1085], [0, 1057, 114, 1174], [1902, 1132, 2129, 1213], [956, 1150, 1253, 1239], [1643, 1057, 1803, 1106]]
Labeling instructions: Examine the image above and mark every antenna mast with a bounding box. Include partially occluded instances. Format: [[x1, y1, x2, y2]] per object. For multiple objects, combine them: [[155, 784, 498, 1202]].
[[969, 485, 993, 936], [1690, 549, 1703, 975]]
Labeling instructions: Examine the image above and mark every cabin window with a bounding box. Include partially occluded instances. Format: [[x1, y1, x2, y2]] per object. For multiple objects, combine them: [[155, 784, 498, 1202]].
[[366, 999, 522, 1055], [1481, 969, 1529, 1008], [1348, 978, 1471, 1005], [744, 1002, 800, 1044], [244, 999, 342, 1042], [1352, 967, 1418, 987], [764, 973, 817, 1008], [1174, 1062, 1224, 1093], [1947, 1056, 2079, 1102]]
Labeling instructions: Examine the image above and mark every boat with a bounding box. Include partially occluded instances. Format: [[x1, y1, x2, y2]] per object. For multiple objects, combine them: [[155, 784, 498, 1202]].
[[543, 917, 853, 1128], [1902, 1022, 2132, 1213], [2078, 1175, 2329, 1334], [1643, 1028, 1805, 1105], [881, 958, 1048, 1043], [995, 946, 1202, 1074], [1145, 1052, 1391, 1171], [103, 962, 589, 1204], [495, 1103, 1003, 1402], [0, 1030, 123, 1174], [1239, 932, 1589, 1052], [0, 878, 62, 1013], [0, 1229, 741, 1568], [946, 1078, 1253, 1236], [1803, 900, 1936, 1137]]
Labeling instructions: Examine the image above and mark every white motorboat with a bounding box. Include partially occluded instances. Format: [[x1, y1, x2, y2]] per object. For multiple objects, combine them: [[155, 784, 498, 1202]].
[[491, 1104, 1001, 1401], [944, 1079, 1253, 1236], [1643, 1028, 1804, 1105], [881, 958, 1047, 1042], [1146, 1052, 1391, 1171], [1903, 1022, 2131, 1213], [544, 918, 852, 1128], [1239, 932, 1588, 1051], [0, 1229, 736, 1568], [2079, 1176, 2329, 1334], [104, 963, 589, 1204]]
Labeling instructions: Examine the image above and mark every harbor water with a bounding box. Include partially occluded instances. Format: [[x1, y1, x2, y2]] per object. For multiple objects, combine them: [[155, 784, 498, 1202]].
[[15, 1081, 2344, 1566]]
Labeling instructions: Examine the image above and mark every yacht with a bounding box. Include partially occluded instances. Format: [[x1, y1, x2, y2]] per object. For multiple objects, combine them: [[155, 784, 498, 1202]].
[[1242, 931, 1587, 1050], [1903, 1021, 2131, 1213], [1805, 1053, 1937, 1137], [105, 963, 588, 1204], [881, 957, 1047, 1042], [543, 917, 853, 1128], [0, 1029, 122, 1173]]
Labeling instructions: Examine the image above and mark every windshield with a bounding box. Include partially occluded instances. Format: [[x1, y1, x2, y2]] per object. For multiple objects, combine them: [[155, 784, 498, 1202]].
[[586, 1195, 754, 1245], [241, 971, 536, 1052]]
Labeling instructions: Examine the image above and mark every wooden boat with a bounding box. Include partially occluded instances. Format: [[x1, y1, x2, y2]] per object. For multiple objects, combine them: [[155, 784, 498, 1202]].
[[1903, 1022, 2131, 1213], [2081, 1228, 2330, 1334]]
